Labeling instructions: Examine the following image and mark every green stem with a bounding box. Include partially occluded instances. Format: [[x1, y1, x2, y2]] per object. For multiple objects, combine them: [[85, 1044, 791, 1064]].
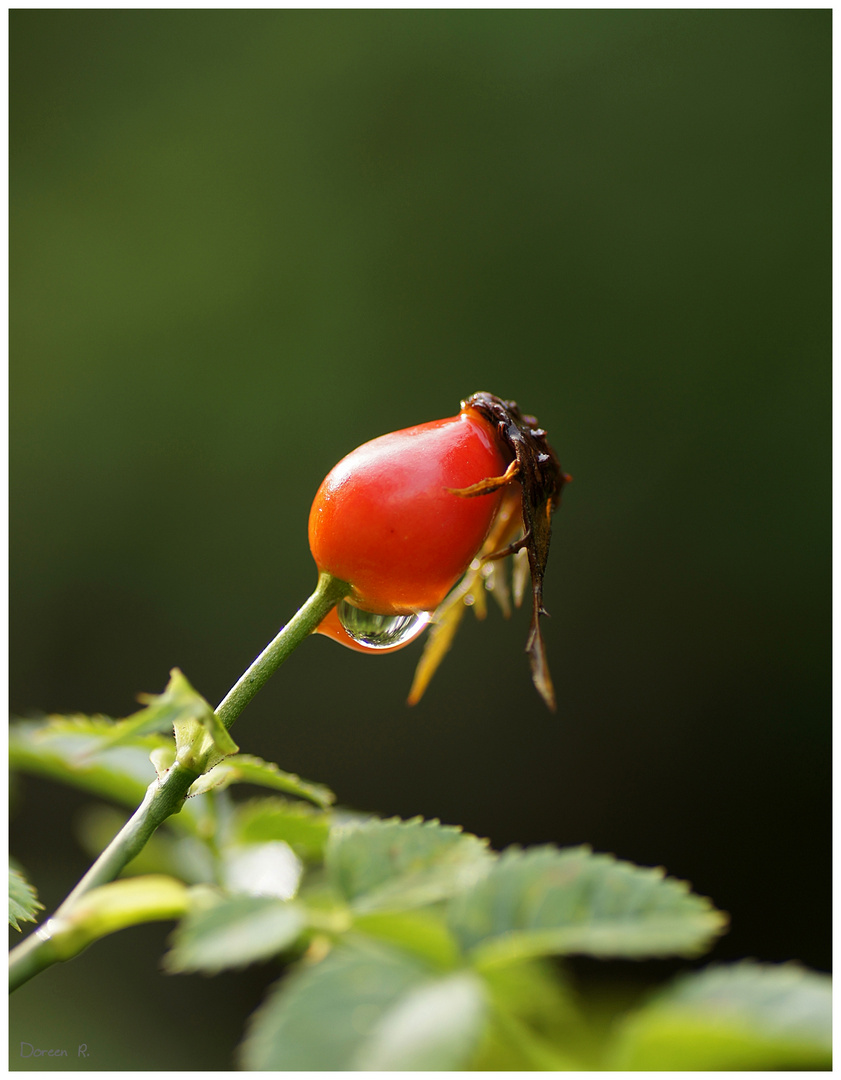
[[9, 763, 198, 993], [8, 930, 61, 993], [215, 572, 350, 729], [57, 762, 199, 912], [9, 573, 350, 993]]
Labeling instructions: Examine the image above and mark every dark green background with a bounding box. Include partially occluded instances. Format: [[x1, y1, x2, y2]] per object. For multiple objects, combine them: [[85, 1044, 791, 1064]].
[[10, 9, 830, 1070]]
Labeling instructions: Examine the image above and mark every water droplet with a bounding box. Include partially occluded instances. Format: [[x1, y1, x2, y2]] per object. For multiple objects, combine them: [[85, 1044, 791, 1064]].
[[337, 600, 430, 649]]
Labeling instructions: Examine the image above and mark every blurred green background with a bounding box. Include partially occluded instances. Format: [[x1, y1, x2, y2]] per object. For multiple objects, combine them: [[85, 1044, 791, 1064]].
[[10, 8, 830, 1070]]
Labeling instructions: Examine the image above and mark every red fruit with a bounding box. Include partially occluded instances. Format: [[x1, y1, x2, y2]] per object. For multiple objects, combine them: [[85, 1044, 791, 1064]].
[[308, 405, 512, 629]]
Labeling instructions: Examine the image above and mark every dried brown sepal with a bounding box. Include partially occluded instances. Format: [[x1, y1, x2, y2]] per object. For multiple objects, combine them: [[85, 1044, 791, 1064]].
[[447, 458, 520, 497], [459, 392, 570, 711], [406, 576, 472, 707], [408, 487, 523, 707]]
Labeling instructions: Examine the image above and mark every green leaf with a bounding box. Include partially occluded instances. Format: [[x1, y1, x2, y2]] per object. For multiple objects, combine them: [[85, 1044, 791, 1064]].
[[52, 670, 235, 773], [473, 960, 589, 1070], [482, 956, 578, 1030], [48, 875, 190, 960], [230, 797, 331, 862], [164, 893, 307, 974], [608, 961, 832, 1070], [74, 804, 215, 884], [239, 938, 487, 1070], [354, 969, 487, 1070], [9, 717, 208, 833], [9, 862, 43, 931], [9, 717, 168, 809], [448, 845, 727, 964], [352, 908, 461, 970], [326, 816, 492, 913], [474, 1001, 588, 1071], [191, 754, 334, 808], [220, 842, 303, 900], [66, 670, 226, 759]]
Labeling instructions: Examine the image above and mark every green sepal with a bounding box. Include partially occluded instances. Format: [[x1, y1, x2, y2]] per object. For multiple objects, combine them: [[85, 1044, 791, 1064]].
[[149, 745, 176, 779], [149, 668, 238, 773]]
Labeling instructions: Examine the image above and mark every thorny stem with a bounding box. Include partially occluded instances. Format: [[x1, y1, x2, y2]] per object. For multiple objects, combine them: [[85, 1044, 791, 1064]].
[[8, 573, 351, 993]]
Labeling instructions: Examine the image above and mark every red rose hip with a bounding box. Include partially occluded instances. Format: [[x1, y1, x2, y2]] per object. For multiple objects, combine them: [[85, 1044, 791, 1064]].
[[308, 405, 512, 627]]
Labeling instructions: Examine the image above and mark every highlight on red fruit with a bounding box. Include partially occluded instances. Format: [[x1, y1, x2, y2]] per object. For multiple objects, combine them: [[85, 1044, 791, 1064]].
[[307, 392, 570, 709]]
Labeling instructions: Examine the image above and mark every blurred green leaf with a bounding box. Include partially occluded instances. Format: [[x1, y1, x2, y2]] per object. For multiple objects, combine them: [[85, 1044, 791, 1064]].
[[352, 908, 461, 970], [608, 961, 832, 1070], [50, 875, 190, 960], [448, 845, 727, 964], [230, 797, 331, 862], [64, 669, 226, 759], [239, 937, 486, 1070], [190, 754, 334, 808], [8, 716, 213, 833], [74, 804, 215, 884], [220, 841, 303, 900], [326, 816, 492, 913], [164, 893, 307, 975], [470, 958, 587, 1070], [482, 956, 578, 1030], [473, 1002, 587, 1071], [9, 716, 167, 808], [9, 861, 43, 931], [353, 968, 487, 1070]]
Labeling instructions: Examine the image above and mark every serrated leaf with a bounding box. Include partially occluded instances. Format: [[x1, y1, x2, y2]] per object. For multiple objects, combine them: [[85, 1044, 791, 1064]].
[[164, 894, 307, 974], [354, 969, 487, 1070], [608, 961, 832, 1070], [448, 845, 727, 964], [191, 754, 333, 808], [352, 909, 461, 970], [63, 670, 212, 757], [326, 816, 493, 913], [239, 938, 486, 1071], [9, 718, 208, 833], [220, 842, 303, 900], [9, 718, 168, 809], [9, 862, 43, 931], [231, 797, 331, 862]]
